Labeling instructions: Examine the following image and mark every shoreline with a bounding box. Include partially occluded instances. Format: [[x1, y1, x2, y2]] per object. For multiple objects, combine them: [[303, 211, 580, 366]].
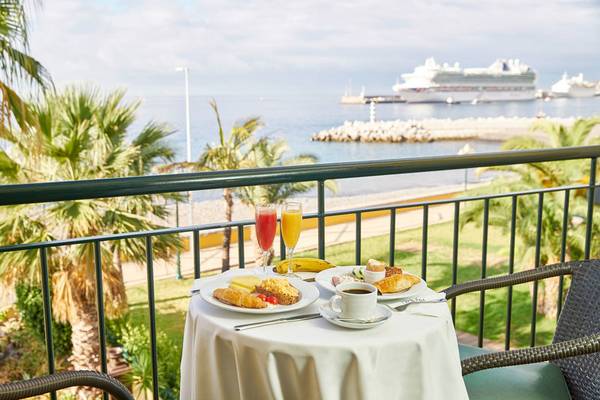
[[311, 116, 581, 143]]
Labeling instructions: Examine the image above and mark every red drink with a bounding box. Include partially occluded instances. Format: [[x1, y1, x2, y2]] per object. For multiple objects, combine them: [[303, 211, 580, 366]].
[[256, 208, 277, 252]]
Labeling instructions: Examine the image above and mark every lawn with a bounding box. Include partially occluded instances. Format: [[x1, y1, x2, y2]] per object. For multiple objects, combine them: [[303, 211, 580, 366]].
[[126, 218, 558, 362]]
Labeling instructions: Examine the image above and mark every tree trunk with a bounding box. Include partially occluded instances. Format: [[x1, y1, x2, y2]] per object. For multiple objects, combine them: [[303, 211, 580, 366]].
[[113, 248, 128, 306], [536, 277, 560, 317], [69, 299, 102, 399], [222, 188, 234, 272]]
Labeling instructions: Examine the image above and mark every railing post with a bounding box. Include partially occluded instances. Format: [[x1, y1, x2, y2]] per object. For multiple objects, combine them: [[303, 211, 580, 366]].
[[389, 208, 396, 266], [193, 230, 201, 279], [451, 202, 460, 322], [40, 247, 57, 400], [421, 205, 429, 280], [318, 180, 325, 259], [505, 195, 517, 350], [478, 199, 489, 348], [584, 157, 597, 259], [530, 192, 544, 347], [557, 189, 570, 319], [355, 212, 362, 265], [145, 236, 159, 400], [238, 225, 246, 268], [93, 241, 109, 400]]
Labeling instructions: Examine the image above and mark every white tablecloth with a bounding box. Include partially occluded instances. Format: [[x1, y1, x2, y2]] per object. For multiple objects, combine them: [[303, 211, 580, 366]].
[[180, 274, 468, 400]]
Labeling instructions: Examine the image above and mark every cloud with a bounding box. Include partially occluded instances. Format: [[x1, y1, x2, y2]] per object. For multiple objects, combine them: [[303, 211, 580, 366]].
[[28, 0, 600, 95]]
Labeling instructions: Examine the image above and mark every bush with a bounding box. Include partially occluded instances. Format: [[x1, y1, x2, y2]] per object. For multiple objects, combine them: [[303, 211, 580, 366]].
[[14, 284, 72, 357], [109, 316, 180, 400]]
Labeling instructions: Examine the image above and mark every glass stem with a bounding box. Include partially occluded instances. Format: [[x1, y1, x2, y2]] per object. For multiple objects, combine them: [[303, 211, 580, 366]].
[[263, 250, 270, 274], [287, 247, 295, 275]]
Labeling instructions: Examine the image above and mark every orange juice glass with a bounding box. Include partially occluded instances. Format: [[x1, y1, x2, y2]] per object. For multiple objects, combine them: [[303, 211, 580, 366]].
[[281, 201, 302, 276]]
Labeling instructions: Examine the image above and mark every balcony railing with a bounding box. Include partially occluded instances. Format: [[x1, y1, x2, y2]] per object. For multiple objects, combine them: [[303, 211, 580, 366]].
[[0, 145, 599, 400]]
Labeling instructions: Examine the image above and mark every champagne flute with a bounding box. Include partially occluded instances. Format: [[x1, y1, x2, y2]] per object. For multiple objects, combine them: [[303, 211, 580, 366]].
[[255, 204, 277, 274], [281, 201, 302, 277]]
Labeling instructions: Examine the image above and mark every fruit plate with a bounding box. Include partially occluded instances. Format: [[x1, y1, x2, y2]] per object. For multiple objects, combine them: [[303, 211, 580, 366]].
[[315, 266, 427, 301], [199, 272, 320, 314]]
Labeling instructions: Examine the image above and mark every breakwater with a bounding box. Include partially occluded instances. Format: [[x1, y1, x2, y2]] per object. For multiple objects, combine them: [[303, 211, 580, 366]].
[[311, 117, 577, 143]]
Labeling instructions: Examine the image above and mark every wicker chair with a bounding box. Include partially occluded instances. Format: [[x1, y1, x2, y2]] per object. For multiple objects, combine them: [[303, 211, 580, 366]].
[[443, 260, 600, 400], [0, 370, 134, 400]]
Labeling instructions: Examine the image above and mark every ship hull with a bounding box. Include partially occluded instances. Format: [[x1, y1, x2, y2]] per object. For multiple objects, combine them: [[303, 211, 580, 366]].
[[552, 86, 596, 98], [397, 89, 536, 103]]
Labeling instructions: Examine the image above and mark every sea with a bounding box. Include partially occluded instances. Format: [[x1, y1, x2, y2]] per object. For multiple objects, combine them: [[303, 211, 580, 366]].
[[132, 95, 600, 200]]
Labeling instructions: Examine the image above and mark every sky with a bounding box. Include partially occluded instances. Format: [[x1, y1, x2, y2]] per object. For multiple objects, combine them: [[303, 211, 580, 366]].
[[28, 0, 600, 96]]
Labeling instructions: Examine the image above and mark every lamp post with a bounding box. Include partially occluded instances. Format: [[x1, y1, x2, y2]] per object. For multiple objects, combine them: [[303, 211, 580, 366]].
[[176, 66, 194, 227], [175, 67, 193, 280], [458, 143, 475, 191]]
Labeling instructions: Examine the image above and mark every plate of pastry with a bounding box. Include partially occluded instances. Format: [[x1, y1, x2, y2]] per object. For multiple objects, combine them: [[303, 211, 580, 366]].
[[315, 259, 427, 300], [200, 272, 320, 314]]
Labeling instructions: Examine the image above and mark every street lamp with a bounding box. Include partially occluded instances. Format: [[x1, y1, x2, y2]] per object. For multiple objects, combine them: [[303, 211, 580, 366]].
[[175, 66, 193, 280]]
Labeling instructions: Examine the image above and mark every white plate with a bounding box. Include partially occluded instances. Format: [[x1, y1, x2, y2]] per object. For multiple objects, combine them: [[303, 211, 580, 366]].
[[315, 266, 428, 301], [199, 271, 320, 314], [319, 302, 392, 329]]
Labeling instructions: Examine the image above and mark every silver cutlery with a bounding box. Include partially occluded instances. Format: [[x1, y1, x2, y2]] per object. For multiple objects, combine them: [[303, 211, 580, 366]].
[[234, 313, 321, 331]]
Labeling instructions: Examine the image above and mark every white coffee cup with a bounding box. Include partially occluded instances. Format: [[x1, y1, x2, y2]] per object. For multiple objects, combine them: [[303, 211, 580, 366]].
[[329, 282, 377, 319]]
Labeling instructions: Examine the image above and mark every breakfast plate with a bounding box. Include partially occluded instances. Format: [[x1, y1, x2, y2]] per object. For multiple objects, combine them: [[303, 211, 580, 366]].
[[319, 302, 392, 330], [200, 272, 320, 314], [315, 266, 427, 300]]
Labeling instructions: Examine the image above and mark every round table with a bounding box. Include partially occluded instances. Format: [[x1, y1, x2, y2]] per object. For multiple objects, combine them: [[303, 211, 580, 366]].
[[180, 275, 468, 400]]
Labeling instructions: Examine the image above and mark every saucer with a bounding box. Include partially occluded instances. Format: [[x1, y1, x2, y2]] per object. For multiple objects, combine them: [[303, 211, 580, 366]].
[[319, 302, 392, 330]]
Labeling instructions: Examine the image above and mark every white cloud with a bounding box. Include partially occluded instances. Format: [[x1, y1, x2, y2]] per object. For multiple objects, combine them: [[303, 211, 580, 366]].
[[29, 0, 600, 95]]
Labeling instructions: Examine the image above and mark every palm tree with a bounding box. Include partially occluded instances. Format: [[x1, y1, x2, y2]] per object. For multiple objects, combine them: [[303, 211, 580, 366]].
[[165, 99, 264, 271], [236, 138, 337, 263], [462, 118, 600, 317], [0, 86, 179, 396], [0, 0, 52, 131]]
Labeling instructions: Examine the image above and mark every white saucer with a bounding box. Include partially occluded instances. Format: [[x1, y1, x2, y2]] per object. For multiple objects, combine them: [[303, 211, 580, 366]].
[[319, 302, 392, 330]]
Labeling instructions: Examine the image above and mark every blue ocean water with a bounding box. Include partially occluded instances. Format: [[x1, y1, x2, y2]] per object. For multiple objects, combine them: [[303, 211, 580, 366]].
[[132, 95, 600, 199]]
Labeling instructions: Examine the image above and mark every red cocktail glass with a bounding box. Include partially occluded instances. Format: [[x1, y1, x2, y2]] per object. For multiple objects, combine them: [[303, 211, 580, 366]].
[[255, 204, 277, 274]]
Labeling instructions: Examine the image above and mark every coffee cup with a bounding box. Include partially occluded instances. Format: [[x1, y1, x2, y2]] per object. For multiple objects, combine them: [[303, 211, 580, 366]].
[[328, 282, 377, 319]]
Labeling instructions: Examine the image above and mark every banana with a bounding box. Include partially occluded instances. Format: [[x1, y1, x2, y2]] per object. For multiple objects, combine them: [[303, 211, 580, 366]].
[[274, 258, 335, 274]]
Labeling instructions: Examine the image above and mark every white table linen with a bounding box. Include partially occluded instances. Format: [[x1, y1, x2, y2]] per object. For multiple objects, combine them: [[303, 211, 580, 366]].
[[180, 275, 468, 400]]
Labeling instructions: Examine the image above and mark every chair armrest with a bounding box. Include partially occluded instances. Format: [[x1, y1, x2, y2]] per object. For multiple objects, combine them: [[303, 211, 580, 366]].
[[462, 333, 600, 376], [442, 262, 573, 300], [0, 370, 133, 400]]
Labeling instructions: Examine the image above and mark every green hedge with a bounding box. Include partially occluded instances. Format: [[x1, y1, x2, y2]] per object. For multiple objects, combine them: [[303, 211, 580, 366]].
[[14, 284, 72, 357]]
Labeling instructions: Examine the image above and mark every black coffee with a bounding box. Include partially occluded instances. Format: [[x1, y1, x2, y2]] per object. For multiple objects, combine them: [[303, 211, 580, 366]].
[[343, 289, 371, 295]]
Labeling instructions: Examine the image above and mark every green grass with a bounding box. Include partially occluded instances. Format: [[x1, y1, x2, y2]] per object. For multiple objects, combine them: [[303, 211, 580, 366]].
[[126, 220, 557, 357]]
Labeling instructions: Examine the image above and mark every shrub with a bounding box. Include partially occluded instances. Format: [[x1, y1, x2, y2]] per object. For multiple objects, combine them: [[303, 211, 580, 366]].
[[109, 316, 180, 400], [14, 284, 72, 356]]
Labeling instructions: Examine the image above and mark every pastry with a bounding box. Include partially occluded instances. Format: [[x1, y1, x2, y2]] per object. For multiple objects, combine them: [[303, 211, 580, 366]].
[[374, 273, 420, 294], [385, 266, 403, 277], [256, 278, 300, 305], [366, 259, 386, 272], [213, 287, 267, 308]]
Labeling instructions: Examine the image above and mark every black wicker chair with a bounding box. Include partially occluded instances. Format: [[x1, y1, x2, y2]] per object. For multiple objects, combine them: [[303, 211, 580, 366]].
[[0, 370, 134, 400], [443, 260, 600, 400]]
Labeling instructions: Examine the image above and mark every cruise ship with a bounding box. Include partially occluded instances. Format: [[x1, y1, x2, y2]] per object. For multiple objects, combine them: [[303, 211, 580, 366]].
[[551, 73, 597, 98], [393, 58, 537, 103]]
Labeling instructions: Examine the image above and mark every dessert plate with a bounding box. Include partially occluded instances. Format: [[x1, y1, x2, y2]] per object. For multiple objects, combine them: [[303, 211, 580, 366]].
[[315, 266, 427, 301], [319, 302, 392, 330], [199, 271, 319, 314]]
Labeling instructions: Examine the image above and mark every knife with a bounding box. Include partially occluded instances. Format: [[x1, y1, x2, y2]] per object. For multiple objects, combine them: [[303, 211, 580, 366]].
[[234, 313, 322, 331]]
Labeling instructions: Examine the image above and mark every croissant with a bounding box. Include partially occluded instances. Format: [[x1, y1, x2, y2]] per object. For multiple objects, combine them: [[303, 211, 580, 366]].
[[213, 287, 267, 308], [374, 273, 420, 294]]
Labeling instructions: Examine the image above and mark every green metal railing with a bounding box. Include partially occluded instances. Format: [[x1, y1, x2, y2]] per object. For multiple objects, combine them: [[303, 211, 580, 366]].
[[0, 145, 599, 399]]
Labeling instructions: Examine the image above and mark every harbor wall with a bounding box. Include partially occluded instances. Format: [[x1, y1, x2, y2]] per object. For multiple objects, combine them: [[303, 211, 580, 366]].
[[311, 117, 584, 143]]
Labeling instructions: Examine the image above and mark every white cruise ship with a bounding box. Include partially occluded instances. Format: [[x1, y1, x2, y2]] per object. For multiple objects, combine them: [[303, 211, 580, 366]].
[[551, 73, 597, 98], [393, 58, 537, 103]]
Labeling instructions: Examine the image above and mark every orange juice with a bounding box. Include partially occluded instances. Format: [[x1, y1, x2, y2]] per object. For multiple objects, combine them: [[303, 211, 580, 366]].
[[281, 209, 302, 249]]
